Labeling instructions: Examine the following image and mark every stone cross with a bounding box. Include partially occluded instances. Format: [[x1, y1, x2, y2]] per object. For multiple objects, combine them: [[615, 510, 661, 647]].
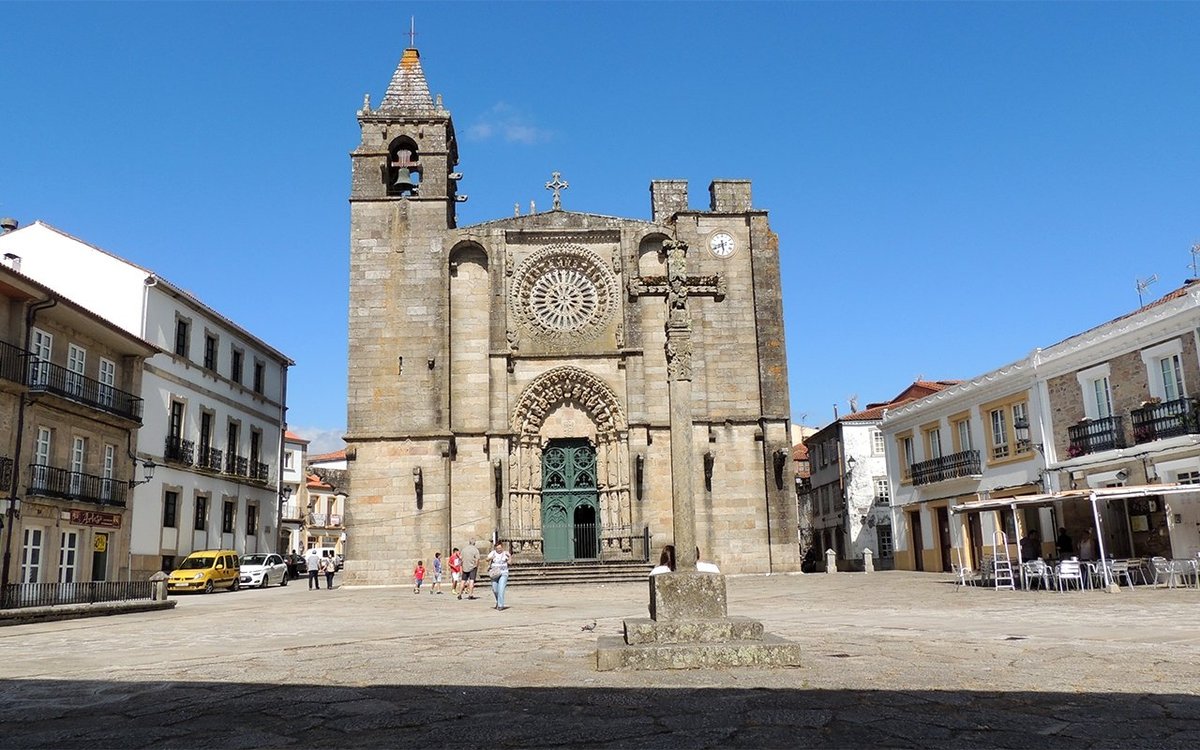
[[545, 172, 569, 211], [629, 239, 725, 570]]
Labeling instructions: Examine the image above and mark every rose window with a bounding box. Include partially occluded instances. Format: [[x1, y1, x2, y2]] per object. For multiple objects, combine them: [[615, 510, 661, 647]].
[[511, 245, 616, 343], [530, 269, 599, 331]]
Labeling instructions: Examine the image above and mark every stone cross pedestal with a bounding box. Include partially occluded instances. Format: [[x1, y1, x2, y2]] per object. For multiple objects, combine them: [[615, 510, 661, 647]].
[[594, 238, 802, 671], [595, 571, 803, 671]]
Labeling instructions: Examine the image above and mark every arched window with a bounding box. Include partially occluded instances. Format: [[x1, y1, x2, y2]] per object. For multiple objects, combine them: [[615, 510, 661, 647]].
[[386, 137, 422, 197]]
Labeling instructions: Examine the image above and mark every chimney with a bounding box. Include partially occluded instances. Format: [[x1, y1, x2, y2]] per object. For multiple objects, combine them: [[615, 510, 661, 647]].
[[0, 218, 17, 234], [2, 253, 20, 273]]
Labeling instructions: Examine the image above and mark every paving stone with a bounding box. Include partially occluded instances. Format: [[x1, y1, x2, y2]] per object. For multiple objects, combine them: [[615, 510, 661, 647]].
[[0, 572, 1197, 748]]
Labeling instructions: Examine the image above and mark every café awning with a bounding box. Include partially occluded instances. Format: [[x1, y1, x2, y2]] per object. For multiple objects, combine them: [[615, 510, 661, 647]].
[[950, 483, 1198, 514]]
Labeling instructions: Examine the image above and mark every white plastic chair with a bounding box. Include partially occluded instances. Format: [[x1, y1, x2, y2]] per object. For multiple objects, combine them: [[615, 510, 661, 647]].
[[1109, 560, 1138, 588], [1021, 560, 1051, 590], [1055, 559, 1085, 592]]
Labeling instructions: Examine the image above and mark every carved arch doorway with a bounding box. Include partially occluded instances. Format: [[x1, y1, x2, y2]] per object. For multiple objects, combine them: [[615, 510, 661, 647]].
[[541, 438, 600, 561]]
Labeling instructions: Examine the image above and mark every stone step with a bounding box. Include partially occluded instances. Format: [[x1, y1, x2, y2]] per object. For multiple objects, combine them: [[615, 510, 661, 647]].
[[623, 616, 764, 645], [499, 561, 650, 587], [595, 634, 805, 671]]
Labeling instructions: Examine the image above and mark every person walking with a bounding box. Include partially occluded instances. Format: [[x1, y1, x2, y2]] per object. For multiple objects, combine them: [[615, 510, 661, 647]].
[[305, 547, 322, 590], [323, 553, 336, 590], [487, 541, 512, 610], [459, 540, 480, 600], [412, 560, 426, 594], [430, 551, 443, 594], [448, 548, 462, 596]]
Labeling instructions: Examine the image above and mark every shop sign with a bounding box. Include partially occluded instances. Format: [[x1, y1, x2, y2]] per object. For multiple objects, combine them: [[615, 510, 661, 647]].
[[69, 509, 122, 529]]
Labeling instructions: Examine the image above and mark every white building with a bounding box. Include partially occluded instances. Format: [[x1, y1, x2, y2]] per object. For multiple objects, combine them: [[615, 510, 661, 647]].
[[279, 431, 309, 555], [0, 222, 292, 579], [305, 448, 348, 557], [883, 365, 1044, 573], [805, 382, 955, 570], [883, 278, 1200, 573]]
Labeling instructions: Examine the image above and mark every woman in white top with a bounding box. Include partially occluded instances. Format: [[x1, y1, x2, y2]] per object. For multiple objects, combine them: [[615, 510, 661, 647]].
[[487, 542, 512, 610]]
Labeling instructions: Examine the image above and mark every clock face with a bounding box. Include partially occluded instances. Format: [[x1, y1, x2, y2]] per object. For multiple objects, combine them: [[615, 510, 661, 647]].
[[709, 231, 735, 258]]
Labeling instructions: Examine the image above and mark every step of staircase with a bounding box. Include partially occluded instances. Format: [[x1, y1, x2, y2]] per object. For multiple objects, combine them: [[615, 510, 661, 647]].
[[501, 559, 650, 586]]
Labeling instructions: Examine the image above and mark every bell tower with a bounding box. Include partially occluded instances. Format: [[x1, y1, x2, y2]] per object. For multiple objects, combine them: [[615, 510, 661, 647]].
[[349, 45, 460, 226], [347, 42, 460, 445]]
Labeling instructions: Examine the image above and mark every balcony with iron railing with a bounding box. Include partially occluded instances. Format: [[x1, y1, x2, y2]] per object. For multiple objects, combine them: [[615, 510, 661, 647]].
[[0, 340, 142, 422], [1067, 415, 1127, 458], [280, 503, 304, 521], [308, 512, 329, 526], [250, 461, 269, 483], [910, 450, 982, 486], [0, 456, 13, 493], [164, 436, 194, 466], [196, 445, 223, 472], [27, 464, 127, 507], [0, 340, 25, 385], [225, 454, 249, 477], [1130, 397, 1200, 444]]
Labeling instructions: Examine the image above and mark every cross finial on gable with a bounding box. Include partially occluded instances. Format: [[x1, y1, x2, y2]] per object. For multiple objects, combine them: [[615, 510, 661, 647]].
[[407, 17, 418, 48], [545, 171, 569, 211]]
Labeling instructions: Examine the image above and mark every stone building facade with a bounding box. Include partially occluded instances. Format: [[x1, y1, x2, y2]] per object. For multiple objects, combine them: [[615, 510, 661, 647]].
[[0, 260, 155, 586], [343, 46, 798, 583]]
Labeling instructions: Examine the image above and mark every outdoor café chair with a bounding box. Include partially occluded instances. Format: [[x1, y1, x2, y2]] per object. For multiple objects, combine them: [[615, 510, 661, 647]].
[[1109, 559, 1139, 588], [1055, 559, 1085, 592], [1021, 560, 1051, 591]]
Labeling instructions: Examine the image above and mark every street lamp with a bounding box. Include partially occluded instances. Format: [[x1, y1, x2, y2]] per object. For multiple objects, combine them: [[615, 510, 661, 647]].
[[129, 459, 156, 488]]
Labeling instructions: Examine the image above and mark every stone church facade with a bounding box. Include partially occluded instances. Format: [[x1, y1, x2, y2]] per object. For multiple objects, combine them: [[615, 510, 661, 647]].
[[343, 46, 797, 583]]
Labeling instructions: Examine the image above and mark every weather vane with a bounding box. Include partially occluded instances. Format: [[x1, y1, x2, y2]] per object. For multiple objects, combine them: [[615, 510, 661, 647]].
[[545, 171, 569, 211]]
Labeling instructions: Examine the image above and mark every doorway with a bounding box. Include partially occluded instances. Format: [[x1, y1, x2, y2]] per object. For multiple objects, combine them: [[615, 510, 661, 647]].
[[909, 510, 925, 571], [540, 438, 600, 561], [90, 533, 108, 582], [935, 506, 953, 573]]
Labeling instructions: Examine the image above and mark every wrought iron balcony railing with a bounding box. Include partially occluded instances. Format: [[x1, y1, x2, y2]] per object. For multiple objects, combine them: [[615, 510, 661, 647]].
[[250, 461, 270, 482], [910, 450, 983, 486], [1067, 415, 1127, 458], [308, 512, 328, 526], [225, 454, 248, 477], [1130, 397, 1200, 444], [0, 339, 143, 422], [280, 503, 304, 521], [164, 436, 194, 466], [0, 456, 12, 493], [0, 340, 25, 385], [28, 464, 127, 507], [196, 445, 223, 472]]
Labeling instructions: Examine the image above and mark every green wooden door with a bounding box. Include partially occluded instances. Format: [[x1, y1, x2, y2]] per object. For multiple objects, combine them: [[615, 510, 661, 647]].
[[541, 439, 599, 561]]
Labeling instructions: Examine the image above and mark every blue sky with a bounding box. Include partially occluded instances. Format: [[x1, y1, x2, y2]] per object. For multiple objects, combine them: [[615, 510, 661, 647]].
[[3, 2, 1199, 450]]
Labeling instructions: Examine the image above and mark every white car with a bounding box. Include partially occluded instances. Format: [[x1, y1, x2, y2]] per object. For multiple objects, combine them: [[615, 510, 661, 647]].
[[239, 553, 289, 588]]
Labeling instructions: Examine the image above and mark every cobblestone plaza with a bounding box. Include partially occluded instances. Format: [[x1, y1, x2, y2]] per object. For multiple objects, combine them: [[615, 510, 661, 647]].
[[2, 572, 1198, 748]]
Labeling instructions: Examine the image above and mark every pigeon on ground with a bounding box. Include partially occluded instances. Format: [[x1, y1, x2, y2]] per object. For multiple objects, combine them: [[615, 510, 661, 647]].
[[580, 620, 597, 631]]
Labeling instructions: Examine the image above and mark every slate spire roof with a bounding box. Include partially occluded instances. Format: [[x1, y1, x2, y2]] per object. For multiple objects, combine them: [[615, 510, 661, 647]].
[[380, 47, 435, 111]]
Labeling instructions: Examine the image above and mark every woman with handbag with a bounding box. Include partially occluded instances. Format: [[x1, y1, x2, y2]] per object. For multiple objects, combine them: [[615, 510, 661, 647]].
[[487, 542, 512, 611]]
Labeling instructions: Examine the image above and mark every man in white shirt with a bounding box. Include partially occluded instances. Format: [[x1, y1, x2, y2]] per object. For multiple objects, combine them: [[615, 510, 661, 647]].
[[304, 548, 322, 590]]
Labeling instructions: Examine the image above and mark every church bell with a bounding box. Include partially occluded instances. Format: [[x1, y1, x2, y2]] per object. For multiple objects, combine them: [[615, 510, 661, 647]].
[[391, 167, 417, 194]]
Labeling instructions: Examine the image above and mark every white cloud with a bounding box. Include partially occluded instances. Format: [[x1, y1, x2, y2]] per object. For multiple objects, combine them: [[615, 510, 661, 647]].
[[465, 102, 552, 144], [290, 425, 346, 455]]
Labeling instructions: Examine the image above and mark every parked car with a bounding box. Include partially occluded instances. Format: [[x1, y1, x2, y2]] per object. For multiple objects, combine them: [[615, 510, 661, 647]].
[[167, 550, 241, 594], [283, 553, 307, 578], [239, 553, 289, 588]]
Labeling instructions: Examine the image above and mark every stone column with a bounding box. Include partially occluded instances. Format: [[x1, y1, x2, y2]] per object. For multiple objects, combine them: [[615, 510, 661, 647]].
[[670, 377, 697, 571]]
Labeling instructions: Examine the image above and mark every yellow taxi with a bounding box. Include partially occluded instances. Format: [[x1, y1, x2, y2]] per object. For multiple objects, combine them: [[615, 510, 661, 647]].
[[167, 550, 242, 594]]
